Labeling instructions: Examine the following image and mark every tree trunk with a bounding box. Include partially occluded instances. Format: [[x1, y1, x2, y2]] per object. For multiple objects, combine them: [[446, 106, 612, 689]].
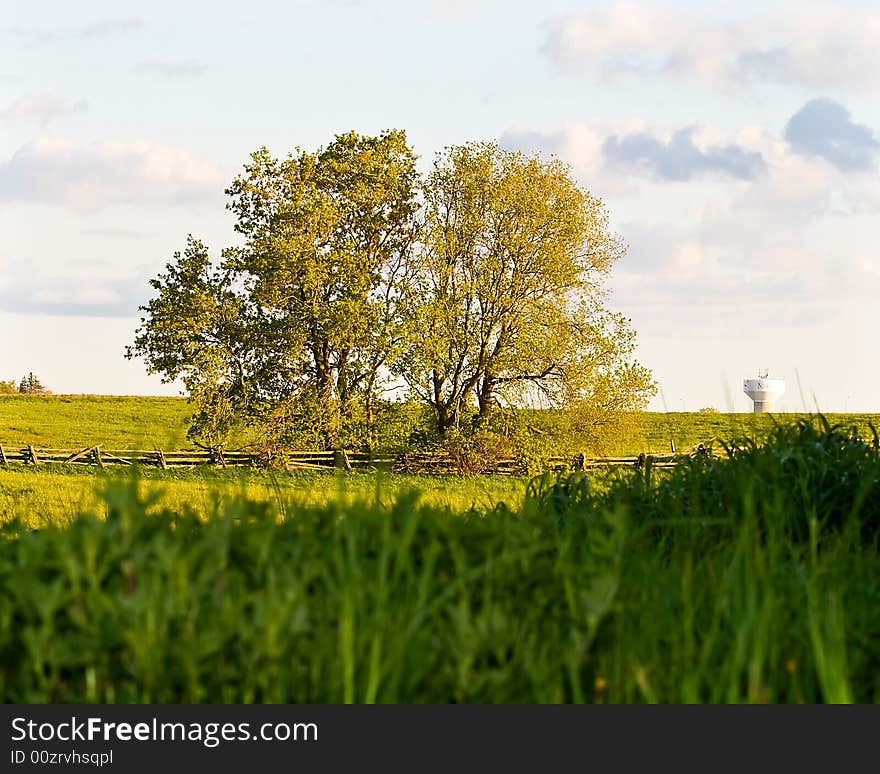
[[435, 402, 458, 436], [364, 392, 375, 453], [476, 375, 494, 426], [312, 343, 337, 450]]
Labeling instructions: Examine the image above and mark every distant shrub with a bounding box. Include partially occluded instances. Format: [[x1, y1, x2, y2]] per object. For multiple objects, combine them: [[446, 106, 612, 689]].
[[18, 372, 51, 395], [440, 427, 514, 474], [0, 379, 17, 395]]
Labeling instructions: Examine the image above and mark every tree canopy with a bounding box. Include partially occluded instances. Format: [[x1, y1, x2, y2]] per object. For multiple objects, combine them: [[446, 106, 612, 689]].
[[398, 142, 652, 434], [128, 131, 655, 450]]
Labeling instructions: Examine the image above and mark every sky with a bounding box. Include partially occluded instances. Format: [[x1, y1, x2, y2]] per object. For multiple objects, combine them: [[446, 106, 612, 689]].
[[1, 0, 878, 412]]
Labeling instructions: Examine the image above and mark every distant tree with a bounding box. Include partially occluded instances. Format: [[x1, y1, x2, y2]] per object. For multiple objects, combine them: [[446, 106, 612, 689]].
[[18, 372, 50, 395], [0, 379, 18, 395]]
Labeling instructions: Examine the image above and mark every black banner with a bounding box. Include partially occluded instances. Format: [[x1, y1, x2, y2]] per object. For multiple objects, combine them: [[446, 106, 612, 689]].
[[2, 704, 877, 771]]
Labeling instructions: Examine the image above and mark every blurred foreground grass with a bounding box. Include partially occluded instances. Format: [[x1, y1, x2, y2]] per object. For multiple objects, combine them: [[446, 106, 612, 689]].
[[1, 417, 878, 703]]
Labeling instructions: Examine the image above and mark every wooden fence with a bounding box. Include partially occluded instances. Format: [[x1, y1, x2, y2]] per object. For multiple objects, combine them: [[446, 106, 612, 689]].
[[0, 443, 690, 474]]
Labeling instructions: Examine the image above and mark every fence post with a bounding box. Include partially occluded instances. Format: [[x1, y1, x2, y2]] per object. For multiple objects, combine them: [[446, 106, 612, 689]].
[[334, 450, 353, 471], [209, 446, 227, 468]]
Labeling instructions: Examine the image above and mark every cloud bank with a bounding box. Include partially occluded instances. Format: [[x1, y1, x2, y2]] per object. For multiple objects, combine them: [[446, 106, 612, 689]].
[[602, 128, 766, 181], [0, 264, 152, 317], [0, 139, 225, 210], [784, 98, 880, 171], [502, 98, 880, 335], [134, 60, 207, 78], [0, 94, 88, 127], [5, 18, 145, 46], [543, 3, 880, 92]]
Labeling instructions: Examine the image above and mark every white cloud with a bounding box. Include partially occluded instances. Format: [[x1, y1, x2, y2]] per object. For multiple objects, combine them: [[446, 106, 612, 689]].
[[31, 286, 118, 306], [784, 98, 880, 171], [502, 102, 880, 338], [543, 3, 880, 92], [0, 94, 88, 127], [602, 127, 766, 181], [134, 60, 207, 78], [503, 120, 774, 192], [672, 241, 703, 273], [80, 227, 155, 239], [6, 18, 145, 46], [77, 19, 145, 39], [0, 267, 150, 317], [426, 0, 473, 16], [0, 139, 226, 210], [500, 123, 634, 196]]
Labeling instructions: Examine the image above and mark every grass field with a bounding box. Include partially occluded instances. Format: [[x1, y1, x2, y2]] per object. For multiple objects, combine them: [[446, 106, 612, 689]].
[[2, 396, 877, 529], [1, 398, 878, 703], [2, 394, 878, 454], [0, 395, 193, 449], [0, 466, 527, 530], [2, 417, 878, 702]]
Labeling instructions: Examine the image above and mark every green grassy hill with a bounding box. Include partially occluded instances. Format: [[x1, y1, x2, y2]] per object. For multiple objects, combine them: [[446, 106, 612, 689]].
[[0, 395, 192, 449], [638, 411, 880, 455], [0, 394, 877, 455]]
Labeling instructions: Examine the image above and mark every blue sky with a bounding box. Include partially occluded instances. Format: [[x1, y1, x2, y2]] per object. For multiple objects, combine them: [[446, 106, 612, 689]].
[[2, 0, 879, 411]]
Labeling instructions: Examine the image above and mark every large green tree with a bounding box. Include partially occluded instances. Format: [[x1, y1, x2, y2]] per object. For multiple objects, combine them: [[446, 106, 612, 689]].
[[130, 132, 654, 451], [129, 130, 419, 449], [224, 129, 419, 447], [126, 237, 276, 445], [398, 142, 654, 435]]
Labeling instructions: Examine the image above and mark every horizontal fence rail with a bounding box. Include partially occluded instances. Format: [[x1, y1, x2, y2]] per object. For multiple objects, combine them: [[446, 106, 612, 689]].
[[0, 443, 700, 474]]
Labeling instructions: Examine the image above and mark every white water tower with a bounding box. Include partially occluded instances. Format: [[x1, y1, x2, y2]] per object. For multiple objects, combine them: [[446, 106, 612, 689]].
[[743, 369, 785, 413]]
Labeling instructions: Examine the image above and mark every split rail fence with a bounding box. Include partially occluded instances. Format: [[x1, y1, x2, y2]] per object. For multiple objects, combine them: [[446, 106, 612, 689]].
[[0, 444, 690, 474]]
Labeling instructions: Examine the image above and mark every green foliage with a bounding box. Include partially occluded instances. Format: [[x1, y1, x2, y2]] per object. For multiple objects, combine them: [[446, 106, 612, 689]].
[[225, 131, 420, 449], [129, 130, 420, 450], [125, 237, 262, 447], [537, 416, 880, 541], [0, 380, 17, 395], [130, 133, 654, 450], [351, 400, 435, 454], [1, 417, 879, 703], [400, 142, 655, 434]]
